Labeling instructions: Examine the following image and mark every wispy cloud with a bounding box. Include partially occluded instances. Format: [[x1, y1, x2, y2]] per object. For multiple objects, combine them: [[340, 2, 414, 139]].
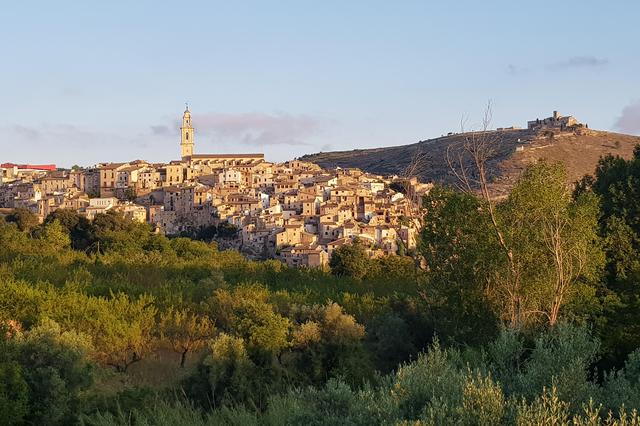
[[614, 100, 640, 134], [1, 123, 150, 165], [11, 124, 42, 141], [508, 55, 609, 75], [2, 111, 327, 166], [547, 56, 608, 71], [150, 125, 173, 136], [506, 64, 528, 76], [3, 123, 130, 148], [196, 112, 321, 146], [152, 112, 323, 147]]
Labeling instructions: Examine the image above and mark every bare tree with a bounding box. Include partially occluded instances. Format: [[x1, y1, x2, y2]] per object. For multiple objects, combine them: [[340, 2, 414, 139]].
[[394, 144, 431, 277], [400, 146, 430, 227], [446, 102, 523, 327]]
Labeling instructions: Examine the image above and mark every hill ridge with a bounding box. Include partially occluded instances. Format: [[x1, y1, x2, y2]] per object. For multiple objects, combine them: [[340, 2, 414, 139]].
[[300, 128, 640, 195]]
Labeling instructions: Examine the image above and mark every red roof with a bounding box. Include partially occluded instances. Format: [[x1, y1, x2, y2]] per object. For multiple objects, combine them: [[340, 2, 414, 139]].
[[1, 163, 56, 171]]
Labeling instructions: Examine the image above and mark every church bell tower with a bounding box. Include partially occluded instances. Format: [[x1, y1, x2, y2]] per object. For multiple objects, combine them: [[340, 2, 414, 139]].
[[180, 105, 194, 160]]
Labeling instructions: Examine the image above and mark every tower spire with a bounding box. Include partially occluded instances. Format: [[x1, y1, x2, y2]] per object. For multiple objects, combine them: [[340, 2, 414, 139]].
[[180, 105, 194, 160]]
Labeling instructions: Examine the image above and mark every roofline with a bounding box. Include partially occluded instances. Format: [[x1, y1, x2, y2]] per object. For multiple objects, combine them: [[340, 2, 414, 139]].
[[189, 154, 265, 159]]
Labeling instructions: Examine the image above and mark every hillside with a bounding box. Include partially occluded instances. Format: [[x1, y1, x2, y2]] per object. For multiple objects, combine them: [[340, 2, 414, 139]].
[[301, 128, 640, 196]]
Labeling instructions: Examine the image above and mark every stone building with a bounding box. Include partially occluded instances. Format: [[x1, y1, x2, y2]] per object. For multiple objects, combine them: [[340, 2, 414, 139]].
[[527, 111, 580, 131], [98, 163, 127, 197]]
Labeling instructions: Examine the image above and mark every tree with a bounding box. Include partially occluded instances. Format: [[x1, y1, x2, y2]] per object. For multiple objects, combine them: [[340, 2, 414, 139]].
[[445, 104, 603, 328], [445, 104, 522, 327], [423, 161, 603, 331], [89, 210, 152, 254], [124, 187, 137, 202], [39, 219, 72, 250], [578, 147, 640, 365], [374, 255, 416, 284], [44, 209, 91, 250], [398, 146, 429, 228], [498, 161, 603, 326], [6, 208, 39, 233], [204, 333, 257, 408], [217, 222, 239, 239], [209, 284, 291, 356], [15, 319, 94, 425], [367, 312, 416, 373], [286, 303, 371, 385], [170, 237, 215, 260], [588, 149, 640, 282], [196, 224, 218, 241], [0, 363, 28, 425], [160, 308, 215, 367], [419, 185, 501, 343], [329, 240, 370, 280], [0, 342, 28, 426], [58, 293, 159, 373], [99, 294, 157, 373]]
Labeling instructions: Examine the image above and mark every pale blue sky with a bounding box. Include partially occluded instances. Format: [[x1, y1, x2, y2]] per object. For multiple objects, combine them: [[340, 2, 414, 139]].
[[1, 1, 639, 167]]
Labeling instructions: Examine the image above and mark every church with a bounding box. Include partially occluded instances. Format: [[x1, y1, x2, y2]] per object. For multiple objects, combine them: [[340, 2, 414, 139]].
[[179, 106, 264, 170]]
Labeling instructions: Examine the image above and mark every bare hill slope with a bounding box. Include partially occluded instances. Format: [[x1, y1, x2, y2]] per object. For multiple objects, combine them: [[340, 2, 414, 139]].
[[301, 128, 640, 195]]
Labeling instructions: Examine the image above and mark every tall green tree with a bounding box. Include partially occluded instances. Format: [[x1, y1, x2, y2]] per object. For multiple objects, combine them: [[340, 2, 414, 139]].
[[419, 185, 501, 344], [578, 146, 640, 365], [329, 240, 371, 281], [498, 161, 603, 327], [420, 161, 603, 333]]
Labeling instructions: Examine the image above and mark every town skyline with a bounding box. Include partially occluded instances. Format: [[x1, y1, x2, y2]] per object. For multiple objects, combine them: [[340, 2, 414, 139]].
[[4, 102, 639, 170], [2, 1, 639, 167], [1, 106, 431, 268]]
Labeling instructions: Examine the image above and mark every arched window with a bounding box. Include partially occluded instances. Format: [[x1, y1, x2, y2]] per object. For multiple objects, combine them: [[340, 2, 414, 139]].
[[186, 133, 189, 140]]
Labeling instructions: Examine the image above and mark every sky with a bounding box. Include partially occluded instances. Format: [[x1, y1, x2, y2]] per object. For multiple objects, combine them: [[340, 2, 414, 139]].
[[1, 1, 639, 167]]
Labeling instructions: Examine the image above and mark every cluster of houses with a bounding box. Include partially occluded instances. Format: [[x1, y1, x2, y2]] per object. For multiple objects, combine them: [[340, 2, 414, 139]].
[[0, 107, 430, 268]]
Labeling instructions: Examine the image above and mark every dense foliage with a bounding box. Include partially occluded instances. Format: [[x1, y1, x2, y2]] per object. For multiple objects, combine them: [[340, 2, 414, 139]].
[[1, 155, 640, 424]]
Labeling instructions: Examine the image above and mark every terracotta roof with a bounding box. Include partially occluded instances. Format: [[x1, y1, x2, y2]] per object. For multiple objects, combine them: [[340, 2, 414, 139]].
[[120, 165, 145, 172], [326, 238, 351, 247], [99, 163, 126, 170]]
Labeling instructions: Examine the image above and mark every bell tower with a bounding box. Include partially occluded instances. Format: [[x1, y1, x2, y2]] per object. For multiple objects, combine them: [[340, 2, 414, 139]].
[[180, 104, 194, 160]]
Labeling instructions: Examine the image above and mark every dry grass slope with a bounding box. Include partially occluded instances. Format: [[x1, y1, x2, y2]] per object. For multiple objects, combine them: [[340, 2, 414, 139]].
[[300, 128, 640, 195]]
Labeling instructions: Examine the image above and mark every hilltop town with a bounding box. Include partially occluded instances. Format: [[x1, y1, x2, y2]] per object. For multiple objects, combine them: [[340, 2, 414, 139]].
[[0, 107, 430, 268]]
